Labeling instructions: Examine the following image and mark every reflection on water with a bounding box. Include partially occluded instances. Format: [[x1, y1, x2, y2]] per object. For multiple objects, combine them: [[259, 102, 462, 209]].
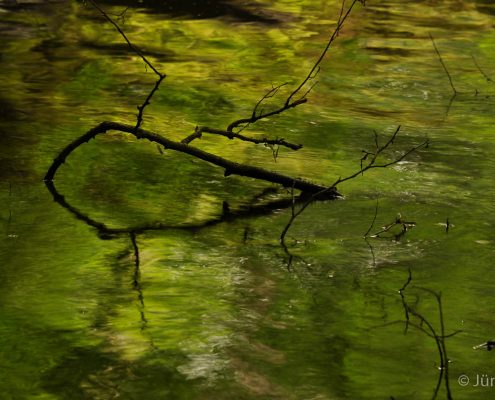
[[1, 0, 495, 399], [96, 0, 280, 22]]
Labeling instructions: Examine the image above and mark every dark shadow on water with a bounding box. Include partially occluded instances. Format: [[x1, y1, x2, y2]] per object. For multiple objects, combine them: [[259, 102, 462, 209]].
[[95, 0, 279, 23], [475, 0, 495, 16]]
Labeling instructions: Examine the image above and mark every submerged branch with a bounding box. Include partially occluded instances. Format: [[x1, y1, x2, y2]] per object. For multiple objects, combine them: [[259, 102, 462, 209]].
[[45, 176, 312, 239], [363, 197, 379, 237]]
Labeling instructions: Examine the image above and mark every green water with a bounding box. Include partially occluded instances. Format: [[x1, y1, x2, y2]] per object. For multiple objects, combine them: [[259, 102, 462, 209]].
[[1, 0, 495, 399]]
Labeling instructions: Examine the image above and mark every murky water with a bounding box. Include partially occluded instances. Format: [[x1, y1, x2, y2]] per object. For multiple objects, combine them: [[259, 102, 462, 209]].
[[1, 0, 495, 399]]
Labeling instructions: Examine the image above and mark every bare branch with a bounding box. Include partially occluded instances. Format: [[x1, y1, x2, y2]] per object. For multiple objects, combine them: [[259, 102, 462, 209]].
[[369, 213, 416, 240], [363, 197, 379, 237], [136, 75, 166, 130], [181, 126, 302, 150], [252, 83, 288, 120], [280, 127, 427, 244], [285, 0, 361, 106], [280, 184, 338, 244], [471, 54, 494, 84], [332, 126, 429, 187], [85, 0, 166, 131], [226, 0, 363, 133], [44, 121, 340, 198], [227, 98, 307, 132], [429, 33, 457, 96], [86, 0, 162, 78]]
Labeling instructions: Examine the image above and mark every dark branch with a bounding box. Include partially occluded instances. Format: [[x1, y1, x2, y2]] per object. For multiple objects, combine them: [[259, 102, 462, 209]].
[[429, 33, 457, 96], [86, 0, 163, 77], [181, 126, 302, 150], [226, 0, 363, 133], [85, 0, 166, 131], [44, 121, 339, 198], [363, 197, 379, 237], [227, 98, 307, 132], [280, 127, 428, 243], [369, 213, 415, 240], [332, 126, 429, 187], [135, 75, 166, 130], [471, 54, 494, 84], [285, 0, 361, 106]]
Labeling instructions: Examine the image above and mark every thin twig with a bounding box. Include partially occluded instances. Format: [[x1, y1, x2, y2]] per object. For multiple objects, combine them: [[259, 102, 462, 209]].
[[279, 188, 328, 244], [280, 127, 427, 243], [252, 83, 288, 120], [86, 0, 166, 131], [285, 0, 361, 106], [227, 98, 307, 132], [181, 126, 302, 150], [332, 126, 429, 187], [86, 0, 162, 77], [429, 33, 457, 96], [471, 54, 494, 84], [227, 0, 363, 133], [364, 197, 379, 237], [370, 213, 416, 240], [135, 75, 166, 130]]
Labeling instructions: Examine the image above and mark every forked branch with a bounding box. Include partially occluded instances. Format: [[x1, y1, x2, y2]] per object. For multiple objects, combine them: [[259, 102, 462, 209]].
[[181, 126, 302, 150], [227, 0, 363, 133], [280, 127, 428, 245], [44, 121, 340, 198]]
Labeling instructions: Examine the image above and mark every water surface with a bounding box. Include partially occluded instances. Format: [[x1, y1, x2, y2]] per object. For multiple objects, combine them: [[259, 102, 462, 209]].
[[1, 0, 495, 399]]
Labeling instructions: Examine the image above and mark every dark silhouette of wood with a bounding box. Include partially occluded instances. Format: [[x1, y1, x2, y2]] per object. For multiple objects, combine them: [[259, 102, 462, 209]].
[[44, 121, 340, 199]]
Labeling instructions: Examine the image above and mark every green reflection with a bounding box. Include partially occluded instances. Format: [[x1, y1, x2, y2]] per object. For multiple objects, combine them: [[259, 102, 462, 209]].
[[1, 0, 495, 399]]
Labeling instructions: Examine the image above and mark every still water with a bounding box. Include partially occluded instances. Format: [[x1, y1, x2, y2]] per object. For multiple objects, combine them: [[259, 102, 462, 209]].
[[1, 0, 495, 399]]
